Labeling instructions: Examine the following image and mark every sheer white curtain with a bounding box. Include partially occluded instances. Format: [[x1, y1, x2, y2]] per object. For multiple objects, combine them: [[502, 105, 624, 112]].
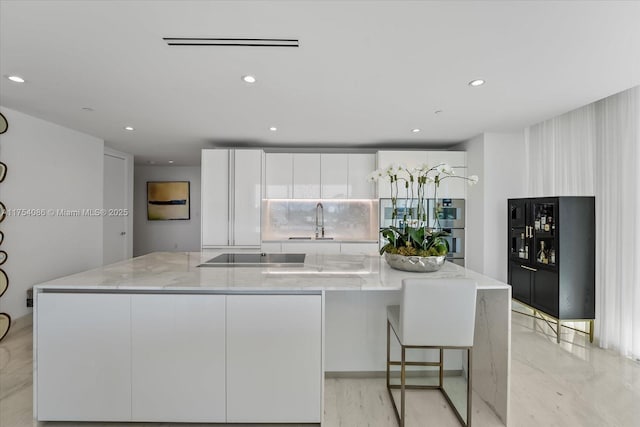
[[525, 86, 640, 360]]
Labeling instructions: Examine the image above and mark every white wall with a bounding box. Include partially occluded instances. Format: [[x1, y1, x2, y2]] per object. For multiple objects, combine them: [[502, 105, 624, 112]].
[[0, 107, 104, 319], [133, 166, 201, 256], [456, 132, 526, 282]]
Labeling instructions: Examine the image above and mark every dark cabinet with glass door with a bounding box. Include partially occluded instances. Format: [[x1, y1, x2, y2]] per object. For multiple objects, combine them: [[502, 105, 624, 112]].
[[508, 197, 595, 342]]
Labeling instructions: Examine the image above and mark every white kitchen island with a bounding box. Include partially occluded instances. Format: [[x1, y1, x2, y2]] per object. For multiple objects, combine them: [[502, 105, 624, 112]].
[[33, 251, 510, 425]]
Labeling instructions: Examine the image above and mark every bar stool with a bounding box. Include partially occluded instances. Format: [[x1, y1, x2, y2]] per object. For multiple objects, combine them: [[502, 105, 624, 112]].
[[386, 278, 477, 427]]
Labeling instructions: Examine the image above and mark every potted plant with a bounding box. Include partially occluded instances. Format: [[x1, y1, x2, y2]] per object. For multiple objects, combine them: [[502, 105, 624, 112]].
[[367, 163, 478, 272]]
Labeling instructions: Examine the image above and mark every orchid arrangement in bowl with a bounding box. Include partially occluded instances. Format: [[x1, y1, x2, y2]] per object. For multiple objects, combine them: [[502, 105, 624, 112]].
[[368, 163, 479, 258]]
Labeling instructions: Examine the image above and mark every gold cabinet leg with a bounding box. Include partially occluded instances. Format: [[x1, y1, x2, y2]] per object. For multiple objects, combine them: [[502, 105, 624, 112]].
[[386, 321, 391, 388], [557, 319, 561, 343], [589, 320, 594, 343]]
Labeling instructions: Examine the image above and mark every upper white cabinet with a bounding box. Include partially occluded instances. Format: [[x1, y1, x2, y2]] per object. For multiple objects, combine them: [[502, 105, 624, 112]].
[[293, 153, 321, 198], [377, 151, 429, 198], [377, 151, 467, 199], [347, 153, 376, 198], [427, 151, 466, 168], [321, 153, 348, 198], [265, 152, 377, 200], [202, 149, 262, 247], [265, 153, 293, 198]]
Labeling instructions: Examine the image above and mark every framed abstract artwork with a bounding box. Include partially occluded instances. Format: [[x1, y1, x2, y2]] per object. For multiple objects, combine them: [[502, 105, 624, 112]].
[[147, 181, 190, 220]]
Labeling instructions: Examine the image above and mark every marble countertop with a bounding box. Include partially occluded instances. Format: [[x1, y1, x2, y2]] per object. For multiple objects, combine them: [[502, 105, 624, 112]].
[[34, 251, 510, 292]]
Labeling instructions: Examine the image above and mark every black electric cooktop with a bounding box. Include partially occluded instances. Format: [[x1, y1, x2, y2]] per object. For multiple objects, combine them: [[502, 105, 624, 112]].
[[199, 253, 306, 267]]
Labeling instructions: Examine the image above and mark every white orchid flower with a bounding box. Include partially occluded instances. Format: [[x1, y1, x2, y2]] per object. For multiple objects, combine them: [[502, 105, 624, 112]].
[[436, 163, 454, 175], [468, 175, 479, 185]]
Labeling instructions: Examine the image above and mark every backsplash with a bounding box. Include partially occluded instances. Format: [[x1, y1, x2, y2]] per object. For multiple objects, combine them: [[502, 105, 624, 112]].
[[262, 199, 379, 241]]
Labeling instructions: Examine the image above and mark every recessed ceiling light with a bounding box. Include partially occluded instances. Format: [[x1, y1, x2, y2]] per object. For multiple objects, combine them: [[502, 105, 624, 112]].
[[411, 128, 421, 133], [242, 75, 256, 83], [468, 79, 485, 87], [168, 160, 174, 164], [7, 75, 25, 83], [81, 107, 94, 112], [123, 126, 135, 131], [269, 126, 277, 131]]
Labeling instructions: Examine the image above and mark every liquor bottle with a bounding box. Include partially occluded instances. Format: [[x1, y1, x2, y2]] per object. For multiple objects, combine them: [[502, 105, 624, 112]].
[[519, 233, 525, 258], [537, 241, 547, 264], [550, 248, 556, 264]]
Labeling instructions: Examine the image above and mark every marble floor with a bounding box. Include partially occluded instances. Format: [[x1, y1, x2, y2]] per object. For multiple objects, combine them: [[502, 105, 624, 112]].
[[1, 308, 639, 427]]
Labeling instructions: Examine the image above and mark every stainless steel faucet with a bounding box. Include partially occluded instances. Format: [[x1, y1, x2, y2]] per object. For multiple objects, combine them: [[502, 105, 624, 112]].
[[315, 202, 325, 238]]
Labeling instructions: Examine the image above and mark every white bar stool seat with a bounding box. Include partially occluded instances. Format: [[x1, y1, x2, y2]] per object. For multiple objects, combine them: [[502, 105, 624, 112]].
[[386, 278, 477, 426]]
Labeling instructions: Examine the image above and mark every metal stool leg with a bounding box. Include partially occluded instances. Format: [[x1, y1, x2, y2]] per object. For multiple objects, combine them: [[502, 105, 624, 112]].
[[467, 347, 472, 427], [400, 346, 406, 427]]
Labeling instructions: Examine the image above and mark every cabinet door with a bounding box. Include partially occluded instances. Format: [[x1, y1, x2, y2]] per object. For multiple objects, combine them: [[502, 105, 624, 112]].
[[202, 149, 229, 246], [321, 153, 348, 199], [509, 262, 531, 305], [348, 153, 377, 198], [261, 242, 283, 253], [265, 153, 293, 198], [377, 151, 428, 198], [293, 153, 321, 198], [340, 242, 379, 254], [226, 295, 322, 422], [233, 150, 262, 245], [427, 151, 466, 168], [131, 294, 226, 422], [509, 199, 528, 229], [437, 166, 467, 199], [532, 269, 559, 318], [282, 242, 341, 254], [37, 293, 132, 421]]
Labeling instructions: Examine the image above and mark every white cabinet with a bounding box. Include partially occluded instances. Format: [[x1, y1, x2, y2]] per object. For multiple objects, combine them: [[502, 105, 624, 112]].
[[321, 153, 348, 198], [265, 153, 293, 198], [340, 242, 380, 254], [37, 293, 132, 421], [201, 150, 229, 246], [377, 151, 429, 198], [202, 149, 262, 247], [260, 241, 283, 253], [347, 153, 376, 198], [427, 151, 466, 168], [131, 295, 226, 422], [226, 295, 322, 423], [438, 166, 467, 199], [265, 152, 377, 200], [233, 150, 262, 245], [293, 153, 321, 198], [282, 241, 341, 254]]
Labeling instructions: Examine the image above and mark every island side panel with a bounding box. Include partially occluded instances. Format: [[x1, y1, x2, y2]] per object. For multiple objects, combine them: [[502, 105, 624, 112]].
[[473, 287, 511, 426]]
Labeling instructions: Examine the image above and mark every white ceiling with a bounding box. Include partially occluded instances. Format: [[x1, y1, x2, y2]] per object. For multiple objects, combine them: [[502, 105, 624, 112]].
[[1, 1, 639, 165]]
